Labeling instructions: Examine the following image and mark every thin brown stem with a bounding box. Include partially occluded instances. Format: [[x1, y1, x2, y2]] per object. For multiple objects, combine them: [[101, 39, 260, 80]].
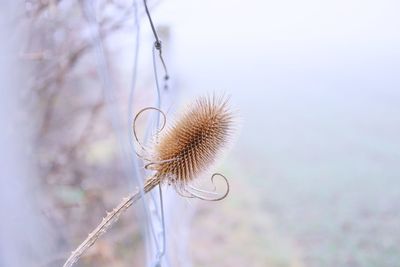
[[63, 176, 160, 267]]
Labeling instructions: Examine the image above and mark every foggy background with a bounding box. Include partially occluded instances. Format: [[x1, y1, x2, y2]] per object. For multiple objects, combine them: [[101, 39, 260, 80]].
[[1, 0, 400, 266], [154, 0, 400, 266]]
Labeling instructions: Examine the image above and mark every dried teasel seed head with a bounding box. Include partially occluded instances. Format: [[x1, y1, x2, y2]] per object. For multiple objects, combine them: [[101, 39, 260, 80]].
[[152, 95, 234, 187]]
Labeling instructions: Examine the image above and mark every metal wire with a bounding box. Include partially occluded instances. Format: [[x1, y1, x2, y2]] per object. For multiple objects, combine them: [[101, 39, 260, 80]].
[[143, 0, 169, 90], [127, 0, 160, 263], [126, 1, 171, 265], [151, 42, 170, 267], [133, 1, 171, 266]]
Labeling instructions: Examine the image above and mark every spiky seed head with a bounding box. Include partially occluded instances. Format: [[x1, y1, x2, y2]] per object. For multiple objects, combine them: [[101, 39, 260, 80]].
[[153, 95, 233, 187]]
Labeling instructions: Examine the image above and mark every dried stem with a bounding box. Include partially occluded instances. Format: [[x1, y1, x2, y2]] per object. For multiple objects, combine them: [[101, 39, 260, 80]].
[[63, 176, 160, 267]]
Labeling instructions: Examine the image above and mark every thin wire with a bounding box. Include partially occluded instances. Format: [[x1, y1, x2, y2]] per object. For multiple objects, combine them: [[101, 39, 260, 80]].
[[147, 43, 166, 267], [152, 44, 162, 108], [127, 0, 159, 263], [126, 2, 172, 265], [143, 0, 161, 45], [145, 3, 174, 263], [134, 45, 167, 266], [143, 0, 169, 89], [156, 186, 166, 261], [137, 1, 171, 265]]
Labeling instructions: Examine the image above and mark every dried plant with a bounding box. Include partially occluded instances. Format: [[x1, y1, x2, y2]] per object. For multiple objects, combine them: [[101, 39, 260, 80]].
[[63, 95, 235, 267]]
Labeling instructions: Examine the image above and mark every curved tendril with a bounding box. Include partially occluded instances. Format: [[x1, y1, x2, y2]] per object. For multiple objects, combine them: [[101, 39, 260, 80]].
[[175, 186, 196, 199], [188, 185, 219, 196], [176, 173, 230, 202], [132, 106, 167, 155], [144, 158, 177, 170], [134, 149, 152, 162]]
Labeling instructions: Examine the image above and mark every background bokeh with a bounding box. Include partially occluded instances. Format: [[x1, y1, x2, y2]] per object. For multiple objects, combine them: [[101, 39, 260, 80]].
[[159, 1, 400, 266], [1, 0, 399, 266]]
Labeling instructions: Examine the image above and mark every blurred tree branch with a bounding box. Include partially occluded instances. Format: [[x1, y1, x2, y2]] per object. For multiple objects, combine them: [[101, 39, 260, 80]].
[[22, 1, 149, 265]]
